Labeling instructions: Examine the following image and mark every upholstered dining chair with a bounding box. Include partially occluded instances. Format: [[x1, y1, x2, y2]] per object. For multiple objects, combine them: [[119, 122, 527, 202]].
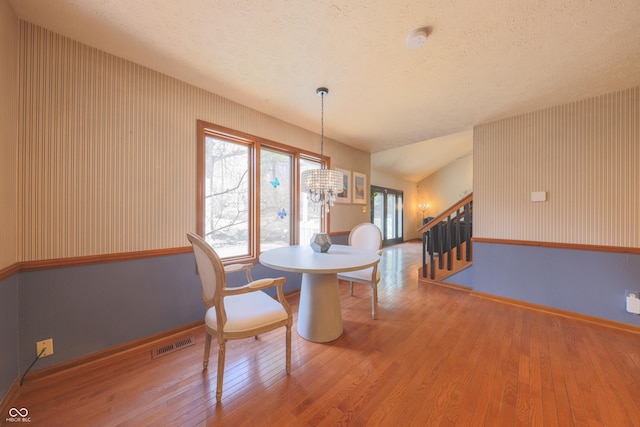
[[223, 262, 254, 282], [337, 223, 383, 319], [186, 232, 292, 403]]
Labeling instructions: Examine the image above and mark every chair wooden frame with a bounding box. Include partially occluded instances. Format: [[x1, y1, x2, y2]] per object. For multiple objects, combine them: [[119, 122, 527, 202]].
[[223, 262, 254, 282], [186, 232, 292, 403], [337, 223, 383, 319]]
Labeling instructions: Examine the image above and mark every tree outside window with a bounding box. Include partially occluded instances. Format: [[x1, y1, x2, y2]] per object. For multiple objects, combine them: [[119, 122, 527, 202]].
[[204, 136, 250, 258]]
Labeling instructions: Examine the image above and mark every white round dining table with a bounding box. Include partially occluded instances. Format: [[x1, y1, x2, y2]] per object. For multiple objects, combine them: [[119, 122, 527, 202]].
[[259, 244, 380, 342]]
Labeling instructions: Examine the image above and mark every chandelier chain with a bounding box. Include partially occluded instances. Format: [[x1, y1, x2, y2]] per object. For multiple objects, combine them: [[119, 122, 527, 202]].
[[320, 90, 325, 163]]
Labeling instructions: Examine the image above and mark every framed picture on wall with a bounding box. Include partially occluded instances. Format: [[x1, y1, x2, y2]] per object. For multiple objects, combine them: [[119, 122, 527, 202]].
[[335, 168, 351, 203], [352, 172, 367, 204]]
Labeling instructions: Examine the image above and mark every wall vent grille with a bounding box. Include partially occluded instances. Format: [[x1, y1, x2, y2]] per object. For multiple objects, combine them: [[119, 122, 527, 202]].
[[151, 337, 196, 360]]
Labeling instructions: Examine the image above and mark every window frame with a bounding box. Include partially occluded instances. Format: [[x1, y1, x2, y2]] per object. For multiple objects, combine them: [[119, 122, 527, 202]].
[[196, 120, 331, 264]]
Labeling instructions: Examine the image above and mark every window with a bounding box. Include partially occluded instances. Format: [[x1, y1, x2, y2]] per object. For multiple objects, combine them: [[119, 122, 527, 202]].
[[299, 158, 322, 245], [197, 120, 326, 262], [203, 135, 251, 258], [260, 148, 292, 252]]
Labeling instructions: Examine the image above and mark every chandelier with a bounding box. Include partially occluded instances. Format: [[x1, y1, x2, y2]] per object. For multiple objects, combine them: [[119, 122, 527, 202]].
[[301, 87, 343, 211]]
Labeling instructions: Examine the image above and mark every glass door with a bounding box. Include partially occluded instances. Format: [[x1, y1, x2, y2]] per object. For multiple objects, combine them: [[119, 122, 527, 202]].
[[371, 185, 403, 246]]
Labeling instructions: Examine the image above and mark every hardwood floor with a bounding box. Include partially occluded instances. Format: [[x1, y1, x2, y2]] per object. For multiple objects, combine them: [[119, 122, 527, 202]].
[[7, 242, 640, 426]]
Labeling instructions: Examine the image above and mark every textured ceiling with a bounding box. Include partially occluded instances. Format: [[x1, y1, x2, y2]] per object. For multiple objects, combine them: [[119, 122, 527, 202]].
[[8, 0, 640, 182]]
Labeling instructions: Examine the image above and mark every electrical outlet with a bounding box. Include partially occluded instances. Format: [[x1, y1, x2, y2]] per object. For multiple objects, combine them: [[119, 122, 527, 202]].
[[626, 290, 640, 315], [36, 338, 53, 357]]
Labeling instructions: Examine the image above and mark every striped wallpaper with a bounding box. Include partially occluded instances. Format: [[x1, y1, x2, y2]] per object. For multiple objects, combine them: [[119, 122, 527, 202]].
[[16, 22, 363, 261], [474, 86, 640, 247], [0, 2, 19, 269]]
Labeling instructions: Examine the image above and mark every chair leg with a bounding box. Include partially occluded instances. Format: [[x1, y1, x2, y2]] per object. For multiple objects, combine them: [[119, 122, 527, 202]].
[[203, 333, 212, 369], [216, 340, 226, 403], [371, 283, 378, 319], [285, 324, 291, 375]]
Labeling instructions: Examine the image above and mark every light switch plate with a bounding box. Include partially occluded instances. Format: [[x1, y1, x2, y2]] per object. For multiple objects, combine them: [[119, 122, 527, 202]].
[[531, 191, 547, 202]]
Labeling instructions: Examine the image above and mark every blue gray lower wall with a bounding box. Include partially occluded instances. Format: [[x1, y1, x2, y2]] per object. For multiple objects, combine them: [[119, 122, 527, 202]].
[[330, 234, 349, 246], [0, 251, 305, 403], [472, 242, 640, 326], [17, 253, 204, 375], [0, 274, 19, 403], [446, 266, 473, 288]]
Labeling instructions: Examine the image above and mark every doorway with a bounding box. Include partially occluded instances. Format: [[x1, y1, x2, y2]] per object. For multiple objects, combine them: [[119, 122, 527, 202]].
[[371, 185, 403, 246]]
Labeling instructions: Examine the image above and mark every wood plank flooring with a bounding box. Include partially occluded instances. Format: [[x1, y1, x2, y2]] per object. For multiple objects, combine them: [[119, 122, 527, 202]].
[[6, 242, 640, 426]]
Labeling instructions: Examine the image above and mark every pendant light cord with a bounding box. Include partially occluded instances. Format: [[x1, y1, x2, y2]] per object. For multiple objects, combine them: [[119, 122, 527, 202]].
[[320, 90, 325, 166], [317, 87, 328, 168]]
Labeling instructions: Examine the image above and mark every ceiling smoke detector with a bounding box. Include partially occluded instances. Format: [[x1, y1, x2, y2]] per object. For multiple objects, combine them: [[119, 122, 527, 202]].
[[406, 27, 428, 49]]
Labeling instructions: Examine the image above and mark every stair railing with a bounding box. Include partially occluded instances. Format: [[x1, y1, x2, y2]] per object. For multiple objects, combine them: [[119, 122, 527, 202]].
[[417, 193, 473, 280]]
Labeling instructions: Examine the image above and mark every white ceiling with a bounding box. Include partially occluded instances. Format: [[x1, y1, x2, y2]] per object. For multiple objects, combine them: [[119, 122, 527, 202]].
[[8, 0, 640, 182], [372, 130, 473, 182]]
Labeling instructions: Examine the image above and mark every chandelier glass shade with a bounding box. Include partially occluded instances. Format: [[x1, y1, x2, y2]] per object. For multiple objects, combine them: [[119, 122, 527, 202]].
[[301, 167, 344, 209], [301, 87, 343, 211]]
